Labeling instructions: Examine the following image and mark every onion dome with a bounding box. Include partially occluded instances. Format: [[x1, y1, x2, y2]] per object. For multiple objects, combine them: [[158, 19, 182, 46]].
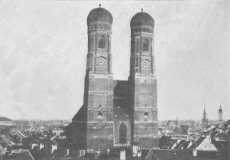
[[130, 9, 154, 28], [87, 5, 113, 25]]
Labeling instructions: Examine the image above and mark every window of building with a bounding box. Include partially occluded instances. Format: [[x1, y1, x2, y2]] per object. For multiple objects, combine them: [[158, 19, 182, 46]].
[[88, 36, 94, 50], [119, 123, 127, 144], [97, 111, 103, 119], [135, 56, 139, 67], [98, 35, 106, 49], [135, 38, 140, 53], [143, 38, 150, 51], [87, 54, 93, 70], [144, 112, 149, 120]]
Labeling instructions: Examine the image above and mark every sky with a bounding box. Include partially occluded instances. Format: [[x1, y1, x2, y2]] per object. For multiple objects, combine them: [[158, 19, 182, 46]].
[[0, 0, 229, 120]]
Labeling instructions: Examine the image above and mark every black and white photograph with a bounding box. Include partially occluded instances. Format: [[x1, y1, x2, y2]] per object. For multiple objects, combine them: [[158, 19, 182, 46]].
[[0, 0, 229, 160]]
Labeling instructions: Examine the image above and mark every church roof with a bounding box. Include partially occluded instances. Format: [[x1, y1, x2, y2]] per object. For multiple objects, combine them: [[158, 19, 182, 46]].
[[196, 135, 218, 151], [130, 10, 154, 27], [7, 149, 35, 160], [87, 6, 113, 25]]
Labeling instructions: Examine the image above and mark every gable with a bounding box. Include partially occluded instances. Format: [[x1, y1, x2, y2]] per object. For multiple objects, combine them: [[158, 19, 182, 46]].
[[196, 135, 218, 151]]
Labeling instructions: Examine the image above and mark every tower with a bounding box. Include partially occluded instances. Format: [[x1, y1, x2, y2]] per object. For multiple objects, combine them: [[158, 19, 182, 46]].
[[85, 5, 114, 150], [69, 5, 114, 151], [129, 10, 158, 148], [201, 106, 208, 129], [218, 105, 223, 122], [87, 4, 113, 75], [67, 7, 160, 153]]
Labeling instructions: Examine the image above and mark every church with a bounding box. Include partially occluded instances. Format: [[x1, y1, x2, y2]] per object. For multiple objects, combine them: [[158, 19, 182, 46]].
[[66, 5, 158, 152]]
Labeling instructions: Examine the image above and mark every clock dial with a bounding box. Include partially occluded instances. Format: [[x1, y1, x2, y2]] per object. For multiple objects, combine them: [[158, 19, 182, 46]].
[[97, 56, 106, 65]]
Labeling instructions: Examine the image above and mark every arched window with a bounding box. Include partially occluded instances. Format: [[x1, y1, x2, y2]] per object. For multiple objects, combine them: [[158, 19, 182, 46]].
[[87, 54, 93, 70], [135, 38, 140, 53], [135, 56, 139, 67], [144, 112, 149, 120], [119, 123, 127, 144], [88, 36, 94, 51], [98, 35, 106, 49], [97, 111, 103, 119], [143, 38, 150, 51]]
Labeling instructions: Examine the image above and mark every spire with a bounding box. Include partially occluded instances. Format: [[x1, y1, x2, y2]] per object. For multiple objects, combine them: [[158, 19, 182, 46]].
[[99, 4, 101, 8], [203, 104, 206, 119], [202, 104, 208, 129], [218, 104, 223, 121]]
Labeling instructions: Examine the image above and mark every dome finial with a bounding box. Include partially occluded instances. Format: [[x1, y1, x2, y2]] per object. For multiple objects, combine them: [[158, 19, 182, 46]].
[[99, 4, 101, 8]]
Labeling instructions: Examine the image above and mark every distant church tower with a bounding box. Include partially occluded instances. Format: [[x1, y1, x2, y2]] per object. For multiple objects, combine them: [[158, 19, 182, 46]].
[[201, 106, 208, 128], [218, 105, 223, 122], [129, 9, 158, 148]]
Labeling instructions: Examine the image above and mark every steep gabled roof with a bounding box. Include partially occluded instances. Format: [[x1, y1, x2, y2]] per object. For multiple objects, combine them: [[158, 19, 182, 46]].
[[196, 135, 218, 151]]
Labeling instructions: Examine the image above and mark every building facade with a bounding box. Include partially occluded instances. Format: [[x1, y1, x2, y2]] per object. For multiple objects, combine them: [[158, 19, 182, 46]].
[[66, 6, 158, 152]]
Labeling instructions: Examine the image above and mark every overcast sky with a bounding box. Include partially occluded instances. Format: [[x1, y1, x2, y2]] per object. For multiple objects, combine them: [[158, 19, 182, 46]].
[[0, 0, 229, 120]]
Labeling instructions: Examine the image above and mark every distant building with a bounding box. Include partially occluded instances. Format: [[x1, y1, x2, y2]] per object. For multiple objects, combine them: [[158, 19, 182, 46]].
[[201, 107, 208, 129], [0, 117, 15, 128], [151, 120, 230, 160], [193, 135, 218, 157], [52, 128, 64, 136], [218, 105, 223, 122], [5, 149, 35, 160], [66, 6, 158, 152]]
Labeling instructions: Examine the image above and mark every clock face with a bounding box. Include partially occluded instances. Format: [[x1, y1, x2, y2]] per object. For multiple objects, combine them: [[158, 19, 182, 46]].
[[97, 56, 106, 65]]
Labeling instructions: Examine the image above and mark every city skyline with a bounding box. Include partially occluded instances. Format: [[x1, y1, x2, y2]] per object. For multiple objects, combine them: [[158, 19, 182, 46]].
[[0, 0, 229, 120]]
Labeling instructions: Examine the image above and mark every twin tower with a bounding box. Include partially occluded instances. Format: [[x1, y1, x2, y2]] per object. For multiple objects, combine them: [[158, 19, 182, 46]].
[[67, 6, 158, 152]]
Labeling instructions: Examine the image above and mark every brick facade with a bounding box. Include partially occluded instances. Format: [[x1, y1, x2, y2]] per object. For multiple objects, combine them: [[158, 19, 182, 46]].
[[66, 7, 158, 152]]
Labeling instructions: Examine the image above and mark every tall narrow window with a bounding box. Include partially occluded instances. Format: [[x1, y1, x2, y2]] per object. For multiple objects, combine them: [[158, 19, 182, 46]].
[[98, 35, 106, 49], [119, 123, 127, 144], [135, 56, 139, 67], [87, 54, 93, 71], [135, 56, 139, 72], [135, 38, 140, 53], [143, 39, 150, 51], [144, 112, 149, 120], [88, 36, 94, 51], [107, 35, 110, 51], [97, 111, 103, 119]]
